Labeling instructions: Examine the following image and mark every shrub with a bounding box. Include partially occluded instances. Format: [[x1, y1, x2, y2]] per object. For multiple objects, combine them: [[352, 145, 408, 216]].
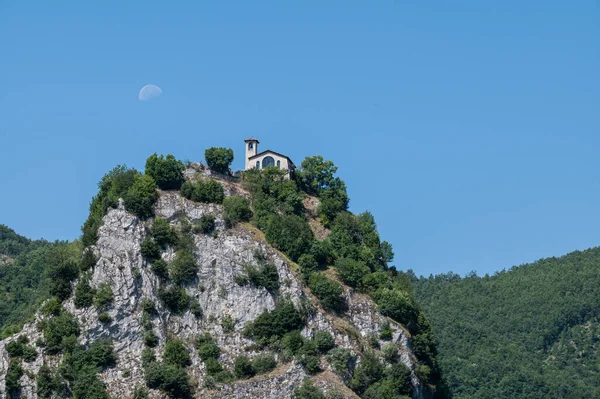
[[123, 174, 158, 220], [307, 273, 346, 313], [141, 237, 161, 261], [133, 385, 149, 399], [334, 258, 370, 289], [313, 331, 335, 353], [294, 379, 325, 399], [47, 247, 80, 301], [80, 249, 98, 272], [74, 277, 95, 308], [141, 347, 156, 367], [151, 259, 169, 279], [196, 334, 221, 360], [316, 190, 349, 228], [151, 218, 179, 248], [299, 354, 321, 374], [36, 364, 60, 398], [194, 214, 216, 234], [158, 286, 190, 314], [140, 298, 157, 315], [144, 331, 159, 348], [169, 249, 198, 285], [98, 312, 112, 324], [252, 353, 277, 374], [204, 357, 224, 376], [190, 301, 203, 318], [382, 342, 399, 363], [94, 283, 114, 310], [40, 297, 62, 316], [327, 348, 355, 382], [6, 360, 24, 397], [144, 362, 191, 399], [5, 336, 37, 362], [349, 351, 384, 395], [234, 355, 256, 379], [42, 311, 80, 354], [164, 338, 191, 368], [223, 196, 252, 227], [205, 147, 234, 174], [243, 301, 305, 346], [145, 153, 185, 190], [374, 288, 418, 327], [282, 330, 306, 355], [298, 254, 319, 273], [244, 261, 280, 294], [379, 320, 393, 341], [180, 179, 224, 204], [264, 214, 314, 262]]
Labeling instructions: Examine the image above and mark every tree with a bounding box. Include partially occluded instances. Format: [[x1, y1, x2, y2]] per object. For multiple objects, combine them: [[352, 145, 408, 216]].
[[145, 153, 185, 190], [264, 214, 313, 262], [334, 258, 370, 289], [296, 156, 344, 196], [205, 147, 234, 174], [223, 196, 252, 227], [169, 250, 198, 285], [307, 273, 346, 313], [123, 174, 158, 219]]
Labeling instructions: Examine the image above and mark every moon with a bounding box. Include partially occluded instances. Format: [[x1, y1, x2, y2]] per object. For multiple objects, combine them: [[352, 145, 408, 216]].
[[138, 84, 162, 101]]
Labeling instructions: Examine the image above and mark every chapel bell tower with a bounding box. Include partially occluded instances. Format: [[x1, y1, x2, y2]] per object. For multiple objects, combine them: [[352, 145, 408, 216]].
[[244, 138, 259, 170]]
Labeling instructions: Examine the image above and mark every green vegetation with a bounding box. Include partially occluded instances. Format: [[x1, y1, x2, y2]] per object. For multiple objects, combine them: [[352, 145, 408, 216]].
[[164, 338, 191, 368], [223, 196, 252, 227], [93, 283, 114, 310], [180, 179, 224, 204], [123, 174, 159, 219], [196, 333, 221, 361], [145, 153, 185, 190], [243, 300, 305, 347], [158, 285, 190, 314], [251, 353, 277, 374], [151, 218, 179, 248], [204, 147, 234, 174], [234, 355, 256, 379], [265, 214, 313, 262], [74, 276, 95, 308], [236, 250, 280, 294], [169, 249, 198, 285], [195, 214, 216, 234], [294, 379, 325, 399], [5, 335, 37, 362], [39, 308, 80, 354], [306, 272, 345, 313], [410, 247, 600, 399]]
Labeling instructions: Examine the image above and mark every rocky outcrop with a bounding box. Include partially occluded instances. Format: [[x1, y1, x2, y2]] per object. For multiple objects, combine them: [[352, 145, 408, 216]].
[[0, 189, 422, 399]]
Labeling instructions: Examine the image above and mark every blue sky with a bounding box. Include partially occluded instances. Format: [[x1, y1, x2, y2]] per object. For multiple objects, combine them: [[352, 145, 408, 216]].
[[1, 1, 598, 276]]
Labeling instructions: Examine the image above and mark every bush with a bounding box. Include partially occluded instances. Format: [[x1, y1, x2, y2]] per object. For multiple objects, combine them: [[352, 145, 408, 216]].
[[158, 286, 190, 314], [6, 360, 24, 397], [294, 379, 325, 399], [382, 342, 399, 363], [298, 254, 319, 273], [180, 179, 224, 204], [299, 354, 321, 374], [349, 351, 384, 395], [144, 331, 159, 348], [151, 259, 169, 279], [123, 174, 158, 220], [379, 320, 393, 341], [151, 218, 179, 248], [36, 364, 60, 398], [5, 335, 37, 362], [244, 261, 280, 294], [204, 357, 224, 376], [194, 214, 216, 234], [313, 331, 335, 353], [141, 237, 161, 261], [327, 348, 355, 382], [169, 249, 198, 285], [196, 334, 221, 360], [144, 362, 191, 399], [282, 330, 306, 355], [80, 249, 98, 272], [223, 196, 252, 227], [98, 312, 112, 324], [94, 283, 114, 310], [140, 298, 157, 315], [145, 153, 185, 190], [374, 288, 418, 327], [164, 338, 191, 368], [190, 301, 203, 318], [42, 311, 80, 354], [205, 147, 234, 174], [264, 214, 314, 262], [133, 385, 149, 399], [307, 273, 346, 313], [243, 301, 305, 346], [40, 297, 62, 316], [334, 258, 370, 289], [74, 277, 95, 308], [234, 355, 256, 379], [252, 353, 277, 374], [47, 246, 80, 301]]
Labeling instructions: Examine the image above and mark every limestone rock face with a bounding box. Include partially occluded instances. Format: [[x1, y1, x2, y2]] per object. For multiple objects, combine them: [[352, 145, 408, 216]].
[[0, 191, 423, 399]]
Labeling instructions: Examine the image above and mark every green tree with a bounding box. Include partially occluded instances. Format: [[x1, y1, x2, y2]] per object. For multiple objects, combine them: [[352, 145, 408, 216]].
[[169, 250, 198, 285], [123, 174, 158, 219], [204, 147, 234, 174], [307, 272, 345, 313], [334, 257, 370, 289], [264, 214, 313, 262], [223, 196, 252, 227], [145, 153, 185, 190]]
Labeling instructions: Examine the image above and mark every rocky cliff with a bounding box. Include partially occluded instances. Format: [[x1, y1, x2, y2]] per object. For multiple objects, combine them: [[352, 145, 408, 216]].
[[0, 174, 424, 399]]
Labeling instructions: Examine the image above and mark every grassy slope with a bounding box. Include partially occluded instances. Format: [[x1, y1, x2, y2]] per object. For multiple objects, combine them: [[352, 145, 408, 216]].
[[410, 247, 600, 399]]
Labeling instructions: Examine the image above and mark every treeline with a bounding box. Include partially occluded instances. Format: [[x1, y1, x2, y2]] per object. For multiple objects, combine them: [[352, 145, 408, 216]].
[[409, 247, 600, 399]]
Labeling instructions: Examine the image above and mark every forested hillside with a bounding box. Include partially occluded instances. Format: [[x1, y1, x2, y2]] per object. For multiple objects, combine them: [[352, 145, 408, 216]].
[[409, 248, 600, 399], [0, 225, 76, 338]]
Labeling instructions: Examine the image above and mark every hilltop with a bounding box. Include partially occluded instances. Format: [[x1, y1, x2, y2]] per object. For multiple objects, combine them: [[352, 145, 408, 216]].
[[0, 151, 443, 399]]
